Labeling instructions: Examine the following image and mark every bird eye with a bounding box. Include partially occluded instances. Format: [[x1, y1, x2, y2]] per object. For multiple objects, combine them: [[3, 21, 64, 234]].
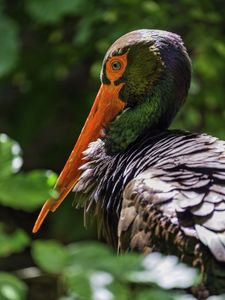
[[111, 61, 122, 71]]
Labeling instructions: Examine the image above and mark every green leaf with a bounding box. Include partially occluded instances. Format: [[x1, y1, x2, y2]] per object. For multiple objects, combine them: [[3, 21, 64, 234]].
[[106, 278, 129, 300], [0, 224, 30, 257], [137, 289, 175, 300], [66, 242, 113, 271], [64, 271, 92, 300], [64, 269, 129, 300], [0, 134, 22, 178], [0, 133, 57, 211], [26, 0, 86, 24], [0, 15, 19, 77], [99, 253, 142, 279], [89, 271, 128, 300], [32, 240, 69, 274], [67, 243, 138, 278], [63, 242, 130, 299], [57, 297, 76, 300], [0, 272, 27, 300], [0, 170, 57, 211]]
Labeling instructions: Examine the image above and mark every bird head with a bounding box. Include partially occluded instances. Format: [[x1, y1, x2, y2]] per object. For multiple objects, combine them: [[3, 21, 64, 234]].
[[33, 29, 191, 233]]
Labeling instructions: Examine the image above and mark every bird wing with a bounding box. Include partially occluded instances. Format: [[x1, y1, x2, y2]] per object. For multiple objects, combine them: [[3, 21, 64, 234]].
[[118, 163, 225, 262], [75, 130, 225, 261]]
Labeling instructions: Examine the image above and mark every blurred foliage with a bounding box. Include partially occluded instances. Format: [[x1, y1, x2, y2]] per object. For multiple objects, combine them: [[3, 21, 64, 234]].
[[0, 272, 27, 300], [0, 224, 29, 258], [0, 0, 225, 299], [0, 133, 57, 211], [31, 241, 199, 300]]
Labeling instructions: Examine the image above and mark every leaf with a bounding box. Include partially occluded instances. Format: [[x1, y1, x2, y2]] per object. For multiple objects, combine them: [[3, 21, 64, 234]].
[[26, 0, 86, 24], [31, 240, 69, 274], [57, 297, 76, 300], [66, 242, 113, 271], [137, 289, 175, 300], [0, 272, 27, 300], [0, 224, 30, 257], [0, 134, 22, 178], [64, 243, 130, 299], [0, 15, 19, 77], [31, 241, 199, 299], [99, 253, 142, 279], [174, 294, 197, 300], [64, 271, 92, 300], [89, 271, 129, 300], [0, 133, 57, 211], [106, 278, 129, 300], [128, 252, 199, 289], [0, 170, 57, 211], [64, 270, 128, 300]]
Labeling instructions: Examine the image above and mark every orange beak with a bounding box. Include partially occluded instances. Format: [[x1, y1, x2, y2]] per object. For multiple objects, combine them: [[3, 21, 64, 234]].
[[32, 83, 125, 233]]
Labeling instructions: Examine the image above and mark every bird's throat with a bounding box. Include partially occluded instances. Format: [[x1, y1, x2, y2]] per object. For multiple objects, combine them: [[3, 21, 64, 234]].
[[104, 78, 180, 155], [104, 92, 161, 154]]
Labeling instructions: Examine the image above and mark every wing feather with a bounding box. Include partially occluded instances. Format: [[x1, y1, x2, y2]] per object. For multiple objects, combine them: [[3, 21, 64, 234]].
[[119, 163, 225, 262]]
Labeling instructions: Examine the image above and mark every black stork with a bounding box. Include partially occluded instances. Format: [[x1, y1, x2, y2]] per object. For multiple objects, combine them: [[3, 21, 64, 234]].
[[33, 29, 225, 298]]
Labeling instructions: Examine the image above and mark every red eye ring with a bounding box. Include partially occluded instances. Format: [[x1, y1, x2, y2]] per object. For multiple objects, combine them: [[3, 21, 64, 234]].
[[111, 60, 122, 71], [106, 52, 128, 81]]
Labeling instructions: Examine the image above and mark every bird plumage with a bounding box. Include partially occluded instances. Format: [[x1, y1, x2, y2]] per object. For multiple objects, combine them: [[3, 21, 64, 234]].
[[101, 30, 191, 154], [34, 29, 225, 297], [74, 130, 225, 297]]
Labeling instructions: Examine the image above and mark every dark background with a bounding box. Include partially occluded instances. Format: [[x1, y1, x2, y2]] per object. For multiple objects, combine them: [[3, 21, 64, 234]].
[[0, 1, 225, 299]]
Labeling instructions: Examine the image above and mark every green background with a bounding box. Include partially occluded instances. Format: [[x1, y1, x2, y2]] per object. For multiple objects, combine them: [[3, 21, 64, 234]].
[[0, 0, 224, 299]]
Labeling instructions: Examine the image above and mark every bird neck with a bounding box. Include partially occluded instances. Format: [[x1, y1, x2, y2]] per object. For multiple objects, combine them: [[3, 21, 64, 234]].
[[104, 76, 181, 155]]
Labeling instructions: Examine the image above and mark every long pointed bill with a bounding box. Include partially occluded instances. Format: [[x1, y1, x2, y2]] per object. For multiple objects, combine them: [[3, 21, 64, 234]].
[[33, 83, 125, 233]]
